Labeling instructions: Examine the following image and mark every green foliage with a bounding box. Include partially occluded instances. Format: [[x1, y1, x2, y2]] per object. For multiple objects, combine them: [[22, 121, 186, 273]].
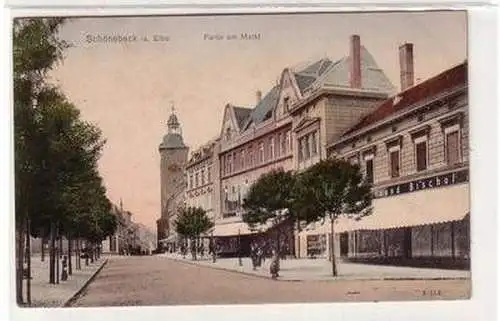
[[295, 158, 373, 222], [174, 206, 214, 239], [242, 168, 297, 230], [13, 17, 115, 244]]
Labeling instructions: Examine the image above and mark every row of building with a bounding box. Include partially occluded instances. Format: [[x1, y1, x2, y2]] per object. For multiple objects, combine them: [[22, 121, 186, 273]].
[[102, 202, 157, 255], [156, 35, 469, 267]]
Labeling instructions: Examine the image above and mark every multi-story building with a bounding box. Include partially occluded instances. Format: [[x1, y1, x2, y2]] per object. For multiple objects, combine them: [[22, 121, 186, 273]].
[[185, 138, 220, 222], [287, 35, 396, 258], [156, 107, 189, 250], [324, 51, 469, 267], [210, 35, 395, 257]]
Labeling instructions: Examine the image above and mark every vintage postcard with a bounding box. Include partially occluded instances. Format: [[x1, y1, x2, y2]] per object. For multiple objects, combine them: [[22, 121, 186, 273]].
[[12, 11, 471, 308]]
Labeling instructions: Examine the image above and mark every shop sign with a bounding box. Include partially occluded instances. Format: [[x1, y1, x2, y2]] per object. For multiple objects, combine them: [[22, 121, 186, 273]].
[[374, 169, 469, 198]]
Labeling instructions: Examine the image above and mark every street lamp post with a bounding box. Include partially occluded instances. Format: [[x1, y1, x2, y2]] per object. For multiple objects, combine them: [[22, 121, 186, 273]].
[[238, 229, 242, 266]]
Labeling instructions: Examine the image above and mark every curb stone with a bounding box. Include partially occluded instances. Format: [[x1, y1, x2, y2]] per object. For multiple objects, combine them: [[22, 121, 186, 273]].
[[166, 257, 469, 282], [62, 258, 109, 307]]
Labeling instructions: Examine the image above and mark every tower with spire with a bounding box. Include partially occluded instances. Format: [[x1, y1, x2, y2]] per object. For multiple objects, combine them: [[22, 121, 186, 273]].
[[156, 103, 189, 249]]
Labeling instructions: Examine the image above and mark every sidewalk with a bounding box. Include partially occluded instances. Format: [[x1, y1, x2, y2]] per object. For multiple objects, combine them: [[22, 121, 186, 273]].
[[26, 254, 108, 307], [159, 253, 471, 282]]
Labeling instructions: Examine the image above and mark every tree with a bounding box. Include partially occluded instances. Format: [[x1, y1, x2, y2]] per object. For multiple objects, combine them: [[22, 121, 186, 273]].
[[242, 168, 298, 261], [13, 17, 68, 304], [295, 159, 373, 276], [174, 206, 214, 261]]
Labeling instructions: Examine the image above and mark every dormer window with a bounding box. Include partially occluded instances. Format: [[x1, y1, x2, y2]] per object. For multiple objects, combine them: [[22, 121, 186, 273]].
[[225, 128, 231, 141], [284, 96, 290, 112]]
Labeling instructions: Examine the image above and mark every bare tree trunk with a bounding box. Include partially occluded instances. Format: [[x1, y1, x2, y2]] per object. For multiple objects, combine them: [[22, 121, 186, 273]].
[[75, 238, 81, 270], [49, 222, 56, 284], [25, 218, 31, 306], [41, 235, 45, 262], [56, 230, 60, 284], [16, 224, 25, 305], [330, 218, 337, 277], [68, 233, 73, 275]]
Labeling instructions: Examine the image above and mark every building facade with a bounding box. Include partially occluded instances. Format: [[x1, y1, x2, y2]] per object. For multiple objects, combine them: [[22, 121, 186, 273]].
[[288, 35, 396, 258], [185, 138, 220, 221], [326, 59, 469, 267], [156, 108, 189, 250]]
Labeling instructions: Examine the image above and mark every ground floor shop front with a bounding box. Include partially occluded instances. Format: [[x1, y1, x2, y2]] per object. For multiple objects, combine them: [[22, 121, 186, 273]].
[[296, 183, 470, 269]]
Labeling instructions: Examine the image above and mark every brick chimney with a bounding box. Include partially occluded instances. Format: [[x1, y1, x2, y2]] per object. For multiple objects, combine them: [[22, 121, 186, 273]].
[[349, 35, 362, 89], [256, 90, 262, 104], [399, 43, 414, 91]]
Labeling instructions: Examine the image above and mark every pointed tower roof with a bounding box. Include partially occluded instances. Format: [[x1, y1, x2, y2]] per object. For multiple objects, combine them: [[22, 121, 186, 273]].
[[159, 104, 187, 150]]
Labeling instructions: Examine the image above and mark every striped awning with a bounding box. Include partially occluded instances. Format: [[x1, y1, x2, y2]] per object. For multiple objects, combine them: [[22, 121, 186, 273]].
[[299, 183, 469, 234], [351, 183, 469, 230]]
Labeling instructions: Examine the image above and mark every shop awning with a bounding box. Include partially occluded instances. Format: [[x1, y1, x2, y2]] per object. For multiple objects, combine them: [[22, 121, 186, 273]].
[[211, 221, 273, 237], [352, 184, 470, 230], [298, 184, 470, 234]]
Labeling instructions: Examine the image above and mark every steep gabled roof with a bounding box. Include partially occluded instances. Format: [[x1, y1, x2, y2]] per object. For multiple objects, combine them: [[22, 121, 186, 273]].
[[310, 46, 396, 94], [242, 86, 280, 131], [341, 61, 467, 137], [233, 106, 252, 129]]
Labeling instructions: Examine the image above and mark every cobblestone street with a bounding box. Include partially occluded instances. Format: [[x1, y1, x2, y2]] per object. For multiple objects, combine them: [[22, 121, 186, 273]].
[[70, 256, 471, 306]]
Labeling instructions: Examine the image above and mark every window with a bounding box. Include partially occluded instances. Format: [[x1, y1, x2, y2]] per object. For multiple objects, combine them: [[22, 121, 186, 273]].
[[276, 134, 281, 157], [445, 127, 461, 165], [195, 172, 199, 187], [298, 138, 303, 162], [284, 96, 290, 112], [415, 139, 428, 171], [241, 150, 246, 168], [287, 131, 292, 152], [389, 149, 400, 178], [269, 137, 275, 160], [225, 128, 231, 141], [311, 131, 318, 156], [304, 136, 310, 160], [189, 174, 193, 189], [281, 133, 287, 155], [207, 167, 211, 183], [348, 155, 358, 165], [365, 158, 374, 184], [201, 169, 205, 185], [228, 154, 233, 173], [258, 142, 264, 163]]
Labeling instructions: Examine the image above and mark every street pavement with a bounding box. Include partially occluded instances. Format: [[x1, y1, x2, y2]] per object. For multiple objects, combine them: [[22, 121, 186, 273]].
[[27, 254, 107, 307], [160, 252, 470, 281], [70, 255, 471, 306]]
